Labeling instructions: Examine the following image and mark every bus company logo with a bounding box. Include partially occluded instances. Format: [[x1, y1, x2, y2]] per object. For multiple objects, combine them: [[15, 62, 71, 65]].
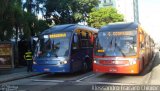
[[47, 53, 50, 57]]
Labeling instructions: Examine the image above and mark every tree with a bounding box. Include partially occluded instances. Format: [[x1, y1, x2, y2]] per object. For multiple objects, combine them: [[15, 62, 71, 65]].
[[45, 0, 99, 24], [34, 19, 49, 34], [87, 7, 124, 28], [0, 0, 23, 41], [21, 0, 48, 39]]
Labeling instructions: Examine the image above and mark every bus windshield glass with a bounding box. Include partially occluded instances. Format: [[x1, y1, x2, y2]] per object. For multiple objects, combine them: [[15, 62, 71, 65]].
[[95, 31, 137, 57], [36, 32, 71, 57]]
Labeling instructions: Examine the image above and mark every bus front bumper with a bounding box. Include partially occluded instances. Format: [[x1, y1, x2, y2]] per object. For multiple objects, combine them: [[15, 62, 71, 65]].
[[32, 64, 70, 73], [93, 63, 140, 74]]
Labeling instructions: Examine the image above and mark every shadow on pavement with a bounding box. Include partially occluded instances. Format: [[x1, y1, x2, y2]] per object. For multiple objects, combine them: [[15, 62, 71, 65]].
[[38, 70, 92, 80], [0, 67, 26, 75], [139, 52, 160, 76]]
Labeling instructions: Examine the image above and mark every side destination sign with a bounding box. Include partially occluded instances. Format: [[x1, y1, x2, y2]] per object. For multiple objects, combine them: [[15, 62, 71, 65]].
[[49, 33, 66, 38], [107, 31, 133, 36]]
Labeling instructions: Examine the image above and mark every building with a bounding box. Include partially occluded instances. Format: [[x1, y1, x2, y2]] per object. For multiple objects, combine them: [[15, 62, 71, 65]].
[[98, 0, 139, 23], [115, 0, 134, 22], [133, 0, 139, 23], [98, 0, 116, 8]]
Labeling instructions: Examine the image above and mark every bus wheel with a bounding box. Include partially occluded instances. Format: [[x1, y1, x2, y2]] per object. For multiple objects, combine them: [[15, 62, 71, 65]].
[[141, 58, 145, 72], [82, 62, 88, 73], [139, 59, 145, 76]]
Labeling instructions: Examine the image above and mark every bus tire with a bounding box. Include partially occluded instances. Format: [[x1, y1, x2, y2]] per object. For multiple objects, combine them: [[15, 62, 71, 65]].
[[141, 58, 145, 72]]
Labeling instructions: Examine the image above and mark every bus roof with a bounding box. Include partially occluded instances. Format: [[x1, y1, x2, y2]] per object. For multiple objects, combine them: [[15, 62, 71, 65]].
[[100, 22, 139, 32], [41, 24, 98, 35]]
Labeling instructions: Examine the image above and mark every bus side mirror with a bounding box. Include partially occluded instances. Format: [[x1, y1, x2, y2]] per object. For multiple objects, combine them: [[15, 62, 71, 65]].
[[73, 33, 78, 43], [73, 33, 78, 50]]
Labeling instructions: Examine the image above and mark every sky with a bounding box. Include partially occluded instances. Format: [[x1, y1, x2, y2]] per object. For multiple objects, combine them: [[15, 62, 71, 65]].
[[139, 0, 160, 43]]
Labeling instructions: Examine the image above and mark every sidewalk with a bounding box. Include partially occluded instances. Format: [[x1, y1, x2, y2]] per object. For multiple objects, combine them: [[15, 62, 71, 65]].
[[0, 67, 43, 84]]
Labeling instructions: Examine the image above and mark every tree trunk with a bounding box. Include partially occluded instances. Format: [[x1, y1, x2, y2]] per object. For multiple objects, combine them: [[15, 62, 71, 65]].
[[15, 24, 19, 67], [27, 0, 33, 13]]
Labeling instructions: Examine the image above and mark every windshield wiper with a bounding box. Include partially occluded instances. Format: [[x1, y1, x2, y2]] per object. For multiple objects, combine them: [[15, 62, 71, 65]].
[[115, 39, 126, 57], [110, 37, 113, 48], [53, 53, 58, 58]]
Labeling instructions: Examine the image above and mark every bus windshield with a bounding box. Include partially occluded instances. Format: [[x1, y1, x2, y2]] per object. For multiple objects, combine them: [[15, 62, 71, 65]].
[[35, 32, 71, 57], [95, 31, 137, 57]]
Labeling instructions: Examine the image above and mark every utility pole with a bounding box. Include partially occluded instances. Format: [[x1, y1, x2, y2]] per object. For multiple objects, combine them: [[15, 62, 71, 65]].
[[133, 0, 139, 23]]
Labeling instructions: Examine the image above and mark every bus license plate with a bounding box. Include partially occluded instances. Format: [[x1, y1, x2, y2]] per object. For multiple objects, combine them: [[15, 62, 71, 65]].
[[109, 68, 117, 72], [44, 68, 50, 71]]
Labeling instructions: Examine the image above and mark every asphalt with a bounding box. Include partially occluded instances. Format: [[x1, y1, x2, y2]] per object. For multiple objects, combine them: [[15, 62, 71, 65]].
[[0, 67, 43, 84]]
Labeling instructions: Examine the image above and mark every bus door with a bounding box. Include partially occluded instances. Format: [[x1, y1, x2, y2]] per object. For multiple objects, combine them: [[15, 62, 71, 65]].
[[71, 33, 82, 72]]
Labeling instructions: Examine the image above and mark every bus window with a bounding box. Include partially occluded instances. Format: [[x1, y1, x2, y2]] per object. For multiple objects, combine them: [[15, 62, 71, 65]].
[[74, 33, 78, 43], [86, 32, 89, 39], [140, 32, 145, 49], [38, 32, 71, 57], [95, 31, 137, 56], [72, 33, 79, 50], [141, 42, 145, 49]]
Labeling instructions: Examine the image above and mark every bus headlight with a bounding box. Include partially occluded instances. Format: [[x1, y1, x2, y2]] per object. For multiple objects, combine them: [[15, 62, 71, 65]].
[[60, 60, 67, 64], [33, 61, 37, 64], [129, 58, 137, 65], [93, 58, 98, 64]]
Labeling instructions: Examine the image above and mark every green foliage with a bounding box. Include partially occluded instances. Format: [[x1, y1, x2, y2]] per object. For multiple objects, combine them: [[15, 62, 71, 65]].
[[0, 0, 22, 41], [45, 0, 99, 24], [34, 19, 49, 34], [0, 0, 49, 41], [87, 7, 124, 28], [0, 0, 105, 41], [22, 12, 49, 39]]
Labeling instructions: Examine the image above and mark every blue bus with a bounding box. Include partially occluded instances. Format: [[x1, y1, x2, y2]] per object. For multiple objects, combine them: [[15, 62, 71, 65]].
[[33, 24, 98, 73]]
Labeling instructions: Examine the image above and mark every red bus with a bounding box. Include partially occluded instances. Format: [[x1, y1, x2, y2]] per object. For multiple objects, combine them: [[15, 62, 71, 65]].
[[93, 22, 155, 74]]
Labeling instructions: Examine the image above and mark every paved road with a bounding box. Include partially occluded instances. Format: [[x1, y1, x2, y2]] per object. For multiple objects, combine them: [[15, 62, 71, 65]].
[[1, 52, 160, 91], [148, 52, 160, 85]]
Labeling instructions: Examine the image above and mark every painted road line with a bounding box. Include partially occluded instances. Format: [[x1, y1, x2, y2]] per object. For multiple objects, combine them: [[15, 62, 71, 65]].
[[76, 74, 95, 82], [33, 79, 64, 83]]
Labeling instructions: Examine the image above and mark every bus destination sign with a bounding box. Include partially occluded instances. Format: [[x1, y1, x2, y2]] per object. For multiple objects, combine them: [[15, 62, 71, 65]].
[[49, 33, 66, 38], [107, 31, 133, 36]]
